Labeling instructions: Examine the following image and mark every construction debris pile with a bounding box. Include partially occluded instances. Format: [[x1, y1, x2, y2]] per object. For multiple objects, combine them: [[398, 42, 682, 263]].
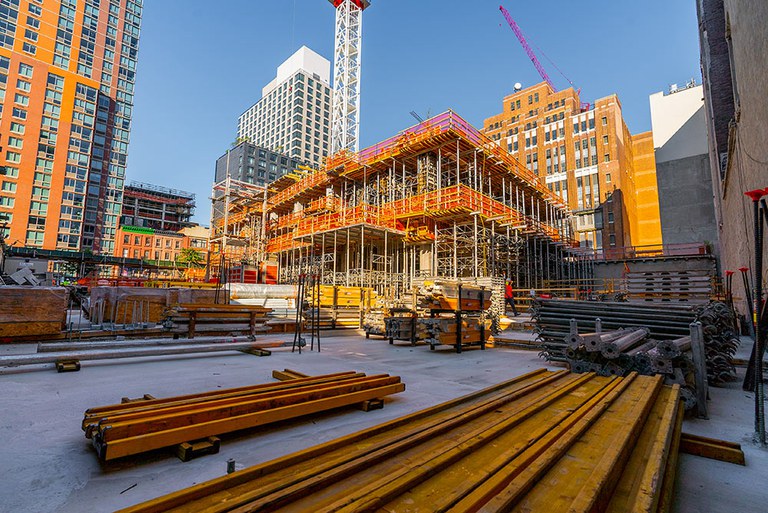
[[83, 371, 405, 461], [118, 369, 682, 513], [533, 299, 739, 389]]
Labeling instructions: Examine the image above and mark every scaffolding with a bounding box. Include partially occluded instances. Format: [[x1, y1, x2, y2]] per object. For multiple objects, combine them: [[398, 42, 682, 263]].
[[212, 110, 588, 297], [209, 177, 267, 277]]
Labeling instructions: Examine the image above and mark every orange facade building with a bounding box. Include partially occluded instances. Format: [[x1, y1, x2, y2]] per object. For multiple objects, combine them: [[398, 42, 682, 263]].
[[483, 82, 661, 251], [0, 0, 141, 255]]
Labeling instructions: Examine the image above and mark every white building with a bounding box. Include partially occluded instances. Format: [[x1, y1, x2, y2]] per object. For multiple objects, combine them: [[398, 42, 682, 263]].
[[649, 83, 717, 246], [237, 46, 333, 170]]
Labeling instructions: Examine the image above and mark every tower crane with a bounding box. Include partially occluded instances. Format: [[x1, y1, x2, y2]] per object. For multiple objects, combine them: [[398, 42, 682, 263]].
[[499, 5, 556, 92], [499, 4, 588, 109]]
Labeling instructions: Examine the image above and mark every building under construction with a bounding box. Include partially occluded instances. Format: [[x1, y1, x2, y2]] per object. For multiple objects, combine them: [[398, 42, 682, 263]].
[[211, 111, 592, 293]]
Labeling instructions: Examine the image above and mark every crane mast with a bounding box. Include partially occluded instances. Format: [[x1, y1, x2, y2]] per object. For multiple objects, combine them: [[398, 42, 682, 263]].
[[329, 0, 370, 155]]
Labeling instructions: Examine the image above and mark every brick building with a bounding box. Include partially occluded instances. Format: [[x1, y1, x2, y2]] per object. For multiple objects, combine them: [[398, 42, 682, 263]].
[[114, 225, 185, 262], [483, 82, 662, 251]]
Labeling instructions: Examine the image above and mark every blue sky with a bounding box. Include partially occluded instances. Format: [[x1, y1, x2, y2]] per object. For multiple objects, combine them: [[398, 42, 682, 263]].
[[127, 0, 702, 225]]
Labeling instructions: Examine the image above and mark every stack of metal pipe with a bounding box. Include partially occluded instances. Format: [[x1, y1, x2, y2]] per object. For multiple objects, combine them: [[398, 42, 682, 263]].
[[696, 302, 739, 384], [564, 325, 700, 411], [533, 298, 738, 389]]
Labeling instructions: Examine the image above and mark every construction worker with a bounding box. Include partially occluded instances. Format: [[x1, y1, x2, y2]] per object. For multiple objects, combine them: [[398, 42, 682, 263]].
[[505, 279, 520, 316]]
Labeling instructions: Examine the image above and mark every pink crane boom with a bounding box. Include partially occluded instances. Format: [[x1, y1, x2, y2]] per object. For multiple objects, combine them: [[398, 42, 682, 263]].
[[499, 5, 556, 92]]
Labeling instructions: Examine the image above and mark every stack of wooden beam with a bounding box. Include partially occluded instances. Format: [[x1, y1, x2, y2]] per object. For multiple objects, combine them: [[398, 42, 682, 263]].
[[305, 285, 379, 328], [362, 311, 386, 336], [417, 281, 492, 311], [418, 317, 489, 349], [0, 286, 67, 340], [164, 303, 272, 338], [117, 369, 683, 512], [89, 287, 217, 325], [83, 371, 405, 461]]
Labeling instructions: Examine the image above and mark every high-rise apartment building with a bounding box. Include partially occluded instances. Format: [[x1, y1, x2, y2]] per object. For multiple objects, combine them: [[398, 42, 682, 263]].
[[237, 46, 332, 170], [0, 0, 141, 255], [483, 82, 661, 251]]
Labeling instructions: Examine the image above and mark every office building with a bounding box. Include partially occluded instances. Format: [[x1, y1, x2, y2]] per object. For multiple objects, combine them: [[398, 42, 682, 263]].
[[236, 46, 332, 170], [120, 181, 195, 232], [0, 0, 142, 254], [483, 82, 662, 250], [649, 82, 717, 246], [215, 141, 303, 187]]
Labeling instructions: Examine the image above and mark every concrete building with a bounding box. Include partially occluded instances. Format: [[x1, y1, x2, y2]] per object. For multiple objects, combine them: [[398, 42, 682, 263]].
[[697, 0, 768, 308], [649, 83, 718, 247], [0, 0, 142, 255], [483, 83, 662, 251], [215, 141, 303, 187], [120, 182, 195, 232], [237, 46, 332, 170]]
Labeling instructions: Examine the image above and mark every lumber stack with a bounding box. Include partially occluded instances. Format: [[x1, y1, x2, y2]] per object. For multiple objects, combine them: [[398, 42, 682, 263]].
[[164, 303, 272, 338], [0, 286, 67, 339], [419, 317, 489, 349], [118, 369, 682, 513], [89, 287, 217, 324], [83, 371, 405, 461], [362, 311, 386, 337], [305, 285, 379, 328], [417, 280, 492, 311]]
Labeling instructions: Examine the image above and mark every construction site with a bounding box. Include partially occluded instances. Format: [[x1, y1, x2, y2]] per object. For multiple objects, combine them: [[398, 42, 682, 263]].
[[1, 1, 767, 512]]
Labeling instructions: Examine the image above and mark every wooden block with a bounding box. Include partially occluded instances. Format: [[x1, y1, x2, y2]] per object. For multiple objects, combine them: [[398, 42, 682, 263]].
[[272, 369, 309, 381], [56, 360, 81, 373], [357, 398, 384, 412], [238, 348, 272, 357], [680, 432, 746, 465], [120, 394, 157, 404], [175, 436, 221, 462]]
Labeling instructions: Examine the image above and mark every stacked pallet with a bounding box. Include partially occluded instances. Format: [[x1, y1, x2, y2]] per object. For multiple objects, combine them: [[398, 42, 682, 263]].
[[0, 286, 67, 339], [306, 285, 379, 328], [626, 270, 712, 304], [163, 303, 273, 338], [118, 369, 682, 513], [83, 371, 405, 461], [419, 317, 489, 349]]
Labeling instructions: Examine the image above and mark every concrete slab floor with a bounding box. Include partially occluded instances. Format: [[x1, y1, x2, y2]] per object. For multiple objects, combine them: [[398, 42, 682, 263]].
[[0, 330, 764, 513]]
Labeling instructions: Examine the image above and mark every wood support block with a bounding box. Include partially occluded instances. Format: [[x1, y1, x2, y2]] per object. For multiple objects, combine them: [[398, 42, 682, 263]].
[[55, 360, 80, 373], [357, 398, 384, 412], [238, 348, 271, 357], [175, 436, 221, 462], [120, 394, 157, 404]]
